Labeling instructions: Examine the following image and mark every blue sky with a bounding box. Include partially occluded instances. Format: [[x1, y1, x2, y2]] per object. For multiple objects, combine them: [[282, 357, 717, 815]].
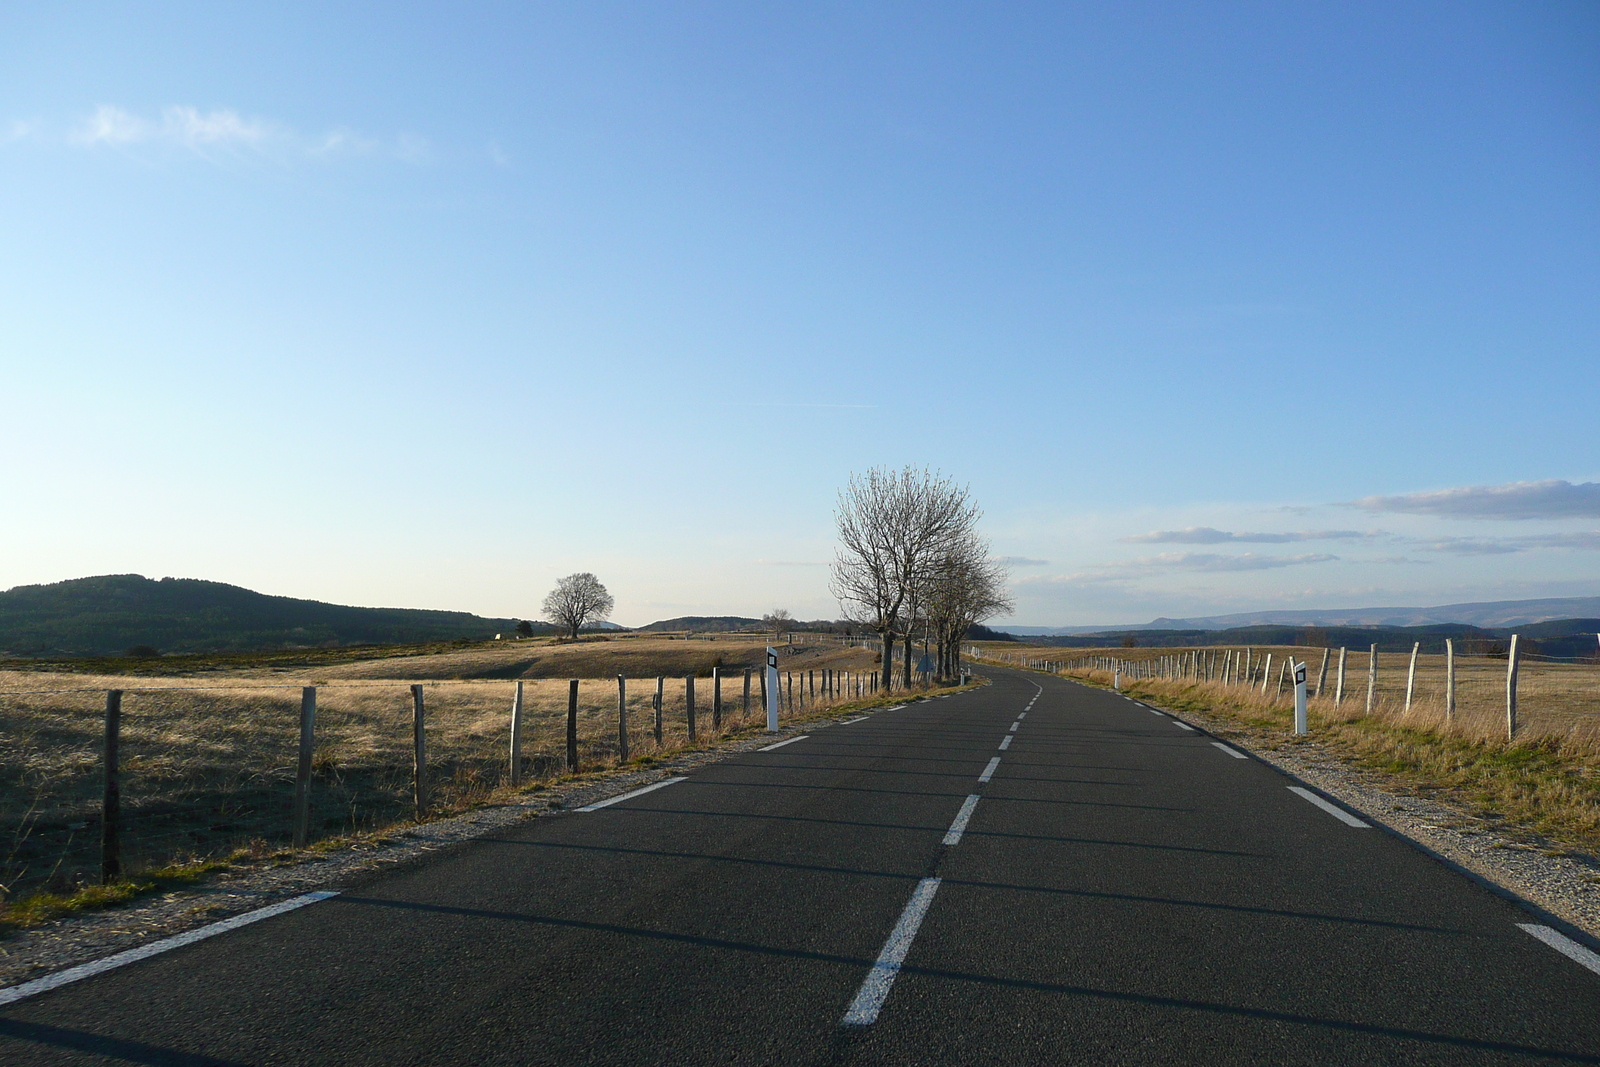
[[3, 2, 1597, 626]]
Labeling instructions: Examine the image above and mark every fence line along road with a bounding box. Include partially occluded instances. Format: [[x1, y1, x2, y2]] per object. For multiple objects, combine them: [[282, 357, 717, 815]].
[[0, 666, 905, 900]]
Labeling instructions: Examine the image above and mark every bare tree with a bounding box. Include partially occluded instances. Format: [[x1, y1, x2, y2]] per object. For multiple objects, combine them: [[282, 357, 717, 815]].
[[542, 573, 615, 640], [922, 535, 1013, 680], [830, 466, 982, 688], [762, 608, 794, 634]]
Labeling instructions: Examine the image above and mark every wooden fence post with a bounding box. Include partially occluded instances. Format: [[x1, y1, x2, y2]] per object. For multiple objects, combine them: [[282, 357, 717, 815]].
[[617, 676, 629, 762], [101, 690, 123, 884], [1315, 648, 1330, 698], [743, 669, 752, 719], [509, 680, 524, 786], [786, 672, 793, 709], [411, 685, 427, 820], [567, 680, 579, 770], [686, 675, 697, 742], [294, 686, 317, 847], [653, 676, 664, 746], [1445, 639, 1456, 722], [1260, 653, 1273, 694], [1404, 642, 1420, 714], [1366, 644, 1378, 715], [758, 667, 767, 714], [712, 667, 722, 731], [1505, 634, 1521, 740], [1336, 647, 1347, 706]]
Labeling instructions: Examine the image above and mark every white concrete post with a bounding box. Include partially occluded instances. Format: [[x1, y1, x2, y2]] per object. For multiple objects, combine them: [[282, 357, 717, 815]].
[[1404, 642, 1420, 714], [1293, 660, 1308, 735], [765, 647, 780, 732]]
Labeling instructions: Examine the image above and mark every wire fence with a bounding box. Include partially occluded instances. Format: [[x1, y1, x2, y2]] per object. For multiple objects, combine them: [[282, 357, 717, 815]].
[[969, 640, 1600, 743], [0, 666, 887, 900]]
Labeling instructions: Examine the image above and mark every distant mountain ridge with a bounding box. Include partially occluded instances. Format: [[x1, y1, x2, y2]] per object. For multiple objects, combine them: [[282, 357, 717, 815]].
[[1006, 596, 1600, 635], [0, 574, 528, 656]]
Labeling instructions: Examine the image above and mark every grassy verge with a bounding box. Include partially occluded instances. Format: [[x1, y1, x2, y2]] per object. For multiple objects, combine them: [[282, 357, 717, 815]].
[[0, 857, 234, 934], [1019, 662, 1600, 859]]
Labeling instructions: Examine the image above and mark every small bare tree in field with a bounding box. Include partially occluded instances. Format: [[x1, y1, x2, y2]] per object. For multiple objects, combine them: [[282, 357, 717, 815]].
[[542, 573, 615, 640], [762, 609, 794, 634], [830, 466, 982, 688]]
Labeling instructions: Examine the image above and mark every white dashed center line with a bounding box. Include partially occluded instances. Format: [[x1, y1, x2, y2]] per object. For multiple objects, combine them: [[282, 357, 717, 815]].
[[1288, 786, 1369, 827], [841, 878, 942, 1027], [1172, 722, 1195, 731], [1211, 742, 1249, 759], [942, 795, 981, 845], [978, 757, 1001, 783], [1008, 722, 1018, 732], [998, 735, 1013, 750]]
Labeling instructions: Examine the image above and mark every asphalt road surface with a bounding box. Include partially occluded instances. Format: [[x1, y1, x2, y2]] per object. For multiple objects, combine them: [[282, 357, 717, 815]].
[[4, 667, 1599, 1065]]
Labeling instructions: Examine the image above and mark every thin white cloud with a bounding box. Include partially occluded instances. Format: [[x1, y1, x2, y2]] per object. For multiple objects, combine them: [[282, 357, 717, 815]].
[[1351, 480, 1600, 520], [1120, 527, 1377, 545], [59, 104, 420, 163], [1023, 551, 1340, 589], [1418, 531, 1600, 555], [997, 556, 1049, 567]]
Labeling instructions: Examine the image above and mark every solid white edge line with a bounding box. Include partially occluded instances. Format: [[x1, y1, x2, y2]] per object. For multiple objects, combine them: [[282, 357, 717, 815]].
[[757, 735, 810, 752], [0, 891, 340, 1007], [1287, 786, 1369, 827], [1517, 924, 1600, 977], [577, 776, 688, 811], [978, 757, 1001, 783], [998, 736, 1013, 750], [1211, 742, 1249, 759], [942, 795, 981, 845], [841, 877, 942, 1026]]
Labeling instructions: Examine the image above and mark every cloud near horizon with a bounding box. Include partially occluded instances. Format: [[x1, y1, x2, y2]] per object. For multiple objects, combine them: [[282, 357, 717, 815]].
[[1351, 479, 1600, 520], [1120, 527, 1376, 545], [1023, 551, 1340, 587], [997, 556, 1049, 567]]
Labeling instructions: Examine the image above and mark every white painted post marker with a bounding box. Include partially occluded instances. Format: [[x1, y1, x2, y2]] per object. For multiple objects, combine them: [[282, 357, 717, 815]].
[[765, 647, 780, 732], [1293, 660, 1308, 736]]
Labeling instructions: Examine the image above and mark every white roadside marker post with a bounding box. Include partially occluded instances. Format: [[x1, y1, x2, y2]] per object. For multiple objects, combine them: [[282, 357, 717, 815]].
[[1293, 659, 1308, 736], [765, 646, 780, 732]]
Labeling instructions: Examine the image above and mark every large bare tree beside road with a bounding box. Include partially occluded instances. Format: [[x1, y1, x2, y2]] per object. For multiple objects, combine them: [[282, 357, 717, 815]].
[[542, 573, 615, 639], [830, 466, 985, 687]]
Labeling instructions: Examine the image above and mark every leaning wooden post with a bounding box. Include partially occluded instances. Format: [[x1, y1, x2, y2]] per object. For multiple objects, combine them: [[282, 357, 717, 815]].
[[1445, 639, 1456, 723], [685, 675, 697, 742], [1505, 634, 1521, 740], [411, 685, 427, 820], [743, 669, 752, 719], [1335, 647, 1348, 706], [1260, 653, 1273, 694], [566, 679, 579, 771], [786, 672, 793, 708], [508, 680, 524, 786], [712, 666, 722, 731], [653, 676, 665, 745], [101, 690, 123, 884], [293, 686, 317, 847], [1404, 642, 1420, 714], [1315, 648, 1330, 699], [617, 675, 629, 762], [1366, 644, 1378, 715], [757, 667, 767, 714]]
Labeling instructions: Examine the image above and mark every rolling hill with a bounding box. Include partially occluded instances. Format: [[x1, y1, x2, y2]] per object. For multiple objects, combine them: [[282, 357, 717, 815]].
[[0, 575, 531, 656]]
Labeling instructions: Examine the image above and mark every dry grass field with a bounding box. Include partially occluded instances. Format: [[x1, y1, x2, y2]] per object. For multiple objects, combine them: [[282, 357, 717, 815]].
[[974, 643, 1600, 854], [0, 635, 884, 900]]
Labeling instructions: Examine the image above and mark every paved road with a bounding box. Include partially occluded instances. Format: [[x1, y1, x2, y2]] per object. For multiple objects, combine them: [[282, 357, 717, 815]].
[[4, 667, 1599, 1065]]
